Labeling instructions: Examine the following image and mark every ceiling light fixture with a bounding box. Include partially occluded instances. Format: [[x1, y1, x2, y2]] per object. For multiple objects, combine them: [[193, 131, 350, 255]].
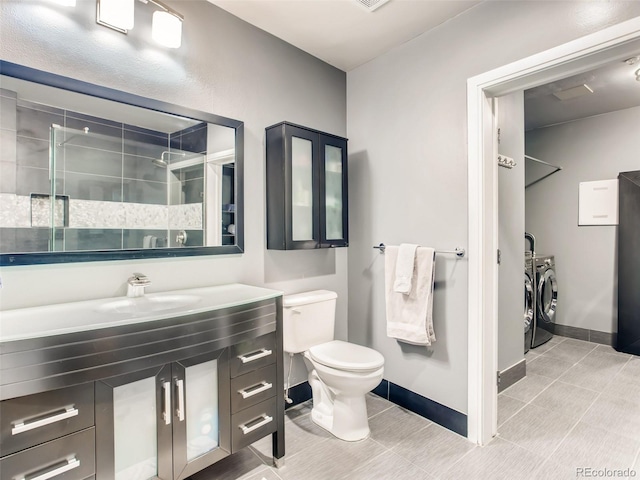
[[552, 84, 594, 101], [96, 0, 135, 33], [354, 0, 391, 13]]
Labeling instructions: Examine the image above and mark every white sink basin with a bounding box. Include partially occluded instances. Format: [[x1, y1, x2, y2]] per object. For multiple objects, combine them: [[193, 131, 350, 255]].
[[95, 294, 201, 315], [0, 284, 283, 342]]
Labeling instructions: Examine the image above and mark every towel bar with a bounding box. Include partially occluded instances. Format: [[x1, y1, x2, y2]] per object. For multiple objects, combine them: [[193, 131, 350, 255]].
[[373, 243, 465, 258]]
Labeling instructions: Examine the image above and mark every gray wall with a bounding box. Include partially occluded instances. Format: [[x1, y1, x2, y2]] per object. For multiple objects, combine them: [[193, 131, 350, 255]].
[[347, 1, 640, 414], [526, 105, 640, 334], [498, 92, 525, 372], [0, 0, 347, 388]]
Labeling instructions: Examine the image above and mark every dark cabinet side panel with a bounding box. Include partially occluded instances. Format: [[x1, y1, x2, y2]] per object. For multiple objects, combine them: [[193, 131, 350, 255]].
[[266, 125, 287, 250], [617, 171, 640, 355]]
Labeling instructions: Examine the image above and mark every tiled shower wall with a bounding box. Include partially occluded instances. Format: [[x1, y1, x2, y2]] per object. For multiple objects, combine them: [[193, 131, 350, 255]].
[[0, 93, 206, 253]]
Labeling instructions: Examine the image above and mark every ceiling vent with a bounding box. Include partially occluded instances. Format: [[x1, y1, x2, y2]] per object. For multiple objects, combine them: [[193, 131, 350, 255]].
[[354, 0, 390, 12], [552, 84, 594, 101]]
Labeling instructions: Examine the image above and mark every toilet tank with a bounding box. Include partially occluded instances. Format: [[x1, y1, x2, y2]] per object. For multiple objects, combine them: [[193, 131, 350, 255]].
[[282, 290, 338, 353]]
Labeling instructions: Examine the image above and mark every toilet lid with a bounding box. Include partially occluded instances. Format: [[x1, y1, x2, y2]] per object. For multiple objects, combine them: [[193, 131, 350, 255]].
[[309, 340, 384, 371]]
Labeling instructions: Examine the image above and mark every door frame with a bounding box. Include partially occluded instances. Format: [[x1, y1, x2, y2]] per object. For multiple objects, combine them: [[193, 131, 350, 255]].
[[466, 16, 640, 446]]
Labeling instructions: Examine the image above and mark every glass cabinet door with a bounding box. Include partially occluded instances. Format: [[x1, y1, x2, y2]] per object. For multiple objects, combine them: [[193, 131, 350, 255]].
[[319, 135, 348, 247], [95, 348, 230, 480], [291, 136, 314, 241], [96, 365, 173, 480], [172, 349, 230, 480], [287, 125, 320, 249]]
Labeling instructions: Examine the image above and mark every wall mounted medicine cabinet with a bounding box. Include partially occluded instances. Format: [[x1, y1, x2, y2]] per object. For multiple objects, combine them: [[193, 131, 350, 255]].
[[266, 122, 348, 250]]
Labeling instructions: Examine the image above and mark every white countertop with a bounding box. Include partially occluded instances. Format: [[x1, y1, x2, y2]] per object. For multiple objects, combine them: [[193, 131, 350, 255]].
[[0, 284, 282, 342]]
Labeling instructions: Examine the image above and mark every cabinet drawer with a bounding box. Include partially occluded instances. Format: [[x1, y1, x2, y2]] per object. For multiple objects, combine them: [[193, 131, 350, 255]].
[[230, 364, 277, 414], [230, 333, 276, 378], [0, 383, 94, 457], [231, 398, 277, 452], [0, 427, 95, 480]]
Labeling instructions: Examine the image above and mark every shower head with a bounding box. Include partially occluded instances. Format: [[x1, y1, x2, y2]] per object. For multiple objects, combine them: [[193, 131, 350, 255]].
[[152, 158, 168, 168], [152, 150, 186, 168]]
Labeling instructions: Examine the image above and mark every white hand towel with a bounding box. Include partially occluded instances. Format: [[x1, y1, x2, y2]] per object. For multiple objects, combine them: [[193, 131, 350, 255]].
[[150, 236, 158, 248], [393, 243, 419, 294], [143, 235, 152, 249], [385, 246, 436, 346]]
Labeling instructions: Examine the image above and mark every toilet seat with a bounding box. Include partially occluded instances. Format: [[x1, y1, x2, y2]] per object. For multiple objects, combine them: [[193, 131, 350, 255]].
[[308, 340, 384, 371]]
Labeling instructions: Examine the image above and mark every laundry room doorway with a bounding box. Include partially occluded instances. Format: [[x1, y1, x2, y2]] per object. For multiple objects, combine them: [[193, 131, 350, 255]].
[[466, 17, 640, 446]]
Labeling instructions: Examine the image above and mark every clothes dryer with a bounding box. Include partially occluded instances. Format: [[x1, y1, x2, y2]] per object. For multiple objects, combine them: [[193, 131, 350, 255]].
[[531, 255, 557, 348], [524, 252, 535, 353]]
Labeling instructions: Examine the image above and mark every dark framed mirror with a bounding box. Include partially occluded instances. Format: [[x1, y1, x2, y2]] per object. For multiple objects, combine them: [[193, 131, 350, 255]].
[[0, 61, 244, 266]]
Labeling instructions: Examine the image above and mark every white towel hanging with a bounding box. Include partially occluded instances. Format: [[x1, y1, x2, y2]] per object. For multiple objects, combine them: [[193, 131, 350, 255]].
[[385, 246, 436, 346], [393, 243, 419, 294]]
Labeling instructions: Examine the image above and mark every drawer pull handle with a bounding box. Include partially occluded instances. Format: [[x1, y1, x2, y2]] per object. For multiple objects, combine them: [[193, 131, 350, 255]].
[[17, 457, 80, 480], [239, 381, 273, 399], [162, 381, 171, 425], [239, 414, 273, 435], [238, 349, 272, 364], [11, 407, 78, 436], [175, 378, 185, 422]]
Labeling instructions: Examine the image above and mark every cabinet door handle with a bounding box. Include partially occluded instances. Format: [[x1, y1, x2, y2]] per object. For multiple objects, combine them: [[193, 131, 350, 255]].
[[162, 381, 171, 425], [238, 349, 272, 364], [17, 457, 80, 480], [239, 414, 273, 435], [11, 407, 78, 435], [239, 381, 273, 399], [175, 379, 185, 422]]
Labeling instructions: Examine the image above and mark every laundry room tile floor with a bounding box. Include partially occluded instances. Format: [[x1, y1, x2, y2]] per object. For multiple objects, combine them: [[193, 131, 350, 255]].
[[190, 337, 639, 480]]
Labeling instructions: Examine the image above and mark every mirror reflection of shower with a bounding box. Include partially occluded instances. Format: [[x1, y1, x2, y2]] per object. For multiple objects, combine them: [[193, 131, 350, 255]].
[[56, 125, 89, 146], [16, 122, 233, 252], [153, 150, 186, 168]]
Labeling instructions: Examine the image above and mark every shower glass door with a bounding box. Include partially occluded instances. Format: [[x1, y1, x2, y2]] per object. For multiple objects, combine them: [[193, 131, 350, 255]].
[[43, 124, 208, 252]]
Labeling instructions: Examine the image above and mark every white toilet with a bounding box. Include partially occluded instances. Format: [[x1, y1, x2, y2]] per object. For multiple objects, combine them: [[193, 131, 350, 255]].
[[283, 290, 384, 441]]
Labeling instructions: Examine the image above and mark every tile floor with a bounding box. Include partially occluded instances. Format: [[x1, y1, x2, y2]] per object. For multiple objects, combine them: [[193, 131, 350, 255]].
[[191, 336, 640, 480]]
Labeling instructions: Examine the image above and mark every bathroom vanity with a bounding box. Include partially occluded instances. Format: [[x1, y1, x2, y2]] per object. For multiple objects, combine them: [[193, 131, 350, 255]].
[[0, 284, 284, 480]]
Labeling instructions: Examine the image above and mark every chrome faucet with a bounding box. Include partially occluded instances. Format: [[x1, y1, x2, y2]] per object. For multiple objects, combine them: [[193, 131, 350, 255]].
[[127, 273, 151, 298]]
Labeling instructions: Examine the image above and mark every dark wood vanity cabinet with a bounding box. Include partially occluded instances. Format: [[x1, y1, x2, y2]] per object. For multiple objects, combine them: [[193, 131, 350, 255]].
[[0, 384, 96, 480], [229, 333, 279, 452], [0, 294, 284, 480], [266, 122, 348, 250], [95, 348, 232, 480]]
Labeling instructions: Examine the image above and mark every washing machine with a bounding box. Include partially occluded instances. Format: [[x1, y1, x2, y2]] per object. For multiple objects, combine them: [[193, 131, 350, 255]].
[[524, 252, 535, 353], [531, 255, 557, 348]]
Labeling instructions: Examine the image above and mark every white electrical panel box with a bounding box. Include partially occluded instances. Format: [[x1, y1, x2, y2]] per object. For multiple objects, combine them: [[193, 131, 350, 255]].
[[578, 179, 619, 226]]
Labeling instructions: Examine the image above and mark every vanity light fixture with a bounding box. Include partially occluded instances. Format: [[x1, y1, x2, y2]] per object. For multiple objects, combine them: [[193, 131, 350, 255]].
[[95, 0, 183, 48], [96, 0, 135, 33], [149, 1, 184, 49]]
